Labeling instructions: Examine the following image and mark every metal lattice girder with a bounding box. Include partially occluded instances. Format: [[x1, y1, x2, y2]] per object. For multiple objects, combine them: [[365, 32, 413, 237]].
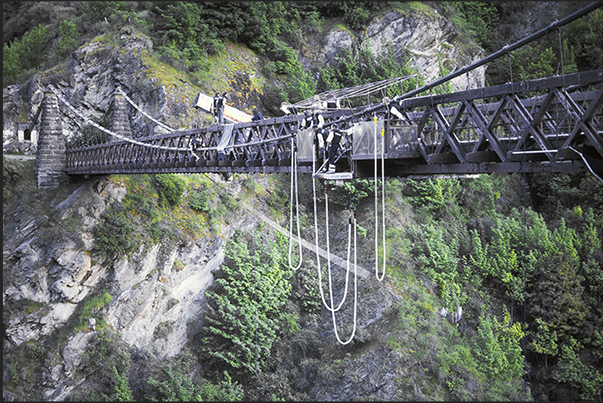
[[557, 86, 603, 158], [505, 93, 557, 161], [395, 70, 603, 164], [65, 110, 351, 174], [465, 99, 508, 163]]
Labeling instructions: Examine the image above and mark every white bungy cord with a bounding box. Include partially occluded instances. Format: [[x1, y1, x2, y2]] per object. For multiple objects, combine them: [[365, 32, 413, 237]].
[[311, 138, 358, 344], [288, 137, 303, 270], [374, 116, 387, 281]]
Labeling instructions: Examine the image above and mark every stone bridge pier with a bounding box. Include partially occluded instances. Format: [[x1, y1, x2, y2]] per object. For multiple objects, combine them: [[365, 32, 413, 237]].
[[35, 87, 67, 189]]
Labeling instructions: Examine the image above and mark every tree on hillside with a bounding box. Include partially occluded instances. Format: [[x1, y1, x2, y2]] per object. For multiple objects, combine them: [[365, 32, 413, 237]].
[[199, 228, 293, 381]]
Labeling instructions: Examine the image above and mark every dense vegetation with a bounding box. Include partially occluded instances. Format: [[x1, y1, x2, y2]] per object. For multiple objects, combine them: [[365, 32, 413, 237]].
[[438, 1, 603, 84], [7, 152, 602, 400], [200, 229, 296, 378], [396, 173, 603, 400], [4, 1, 602, 107]]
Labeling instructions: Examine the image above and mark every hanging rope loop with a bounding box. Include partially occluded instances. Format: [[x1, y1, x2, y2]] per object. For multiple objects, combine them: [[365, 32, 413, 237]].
[[373, 116, 387, 281], [288, 136, 303, 271]]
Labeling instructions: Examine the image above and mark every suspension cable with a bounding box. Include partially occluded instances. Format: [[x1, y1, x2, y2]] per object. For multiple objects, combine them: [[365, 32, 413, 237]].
[[116, 87, 175, 133], [51, 84, 295, 155], [49, 84, 190, 152]]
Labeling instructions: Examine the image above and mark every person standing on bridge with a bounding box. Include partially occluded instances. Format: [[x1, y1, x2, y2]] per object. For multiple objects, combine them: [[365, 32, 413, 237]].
[[280, 101, 299, 116], [323, 120, 351, 174], [383, 97, 404, 121], [251, 105, 264, 121], [301, 108, 327, 163], [211, 92, 225, 125]]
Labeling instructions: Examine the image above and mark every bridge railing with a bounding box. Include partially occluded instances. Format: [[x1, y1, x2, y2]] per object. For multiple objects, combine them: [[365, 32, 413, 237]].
[[64, 107, 357, 174]]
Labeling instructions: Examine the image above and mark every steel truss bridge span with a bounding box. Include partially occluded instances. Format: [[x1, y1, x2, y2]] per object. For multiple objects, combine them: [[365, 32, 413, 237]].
[[63, 70, 603, 179]]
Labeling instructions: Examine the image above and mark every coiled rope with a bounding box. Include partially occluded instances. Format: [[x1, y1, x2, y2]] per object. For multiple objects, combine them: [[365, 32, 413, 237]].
[[329, 205, 358, 345], [310, 143, 352, 312], [308, 135, 358, 344]]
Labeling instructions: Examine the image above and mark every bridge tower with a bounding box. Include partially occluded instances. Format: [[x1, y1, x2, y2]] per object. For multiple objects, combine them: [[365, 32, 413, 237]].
[[109, 87, 132, 139], [35, 86, 67, 189]]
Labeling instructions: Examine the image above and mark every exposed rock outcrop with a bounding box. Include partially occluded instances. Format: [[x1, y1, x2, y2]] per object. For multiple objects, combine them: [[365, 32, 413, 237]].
[[3, 172, 260, 399], [361, 9, 485, 91], [308, 8, 486, 93]]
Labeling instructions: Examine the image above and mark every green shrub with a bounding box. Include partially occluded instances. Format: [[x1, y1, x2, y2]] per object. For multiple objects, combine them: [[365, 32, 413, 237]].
[[552, 337, 603, 400], [449, 2, 499, 48], [327, 179, 373, 208], [189, 183, 213, 212], [221, 192, 240, 212], [80, 329, 132, 401], [54, 19, 79, 57], [148, 361, 198, 401], [113, 364, 133, 401], [147, 349, 243, 401], [438, 342, 483, 400], [3, 24, 49, 86], [94, 207, 137, 258], [76, 290, 113, 332], [155, 174, 186, 208], [197, 371, 243, 401]]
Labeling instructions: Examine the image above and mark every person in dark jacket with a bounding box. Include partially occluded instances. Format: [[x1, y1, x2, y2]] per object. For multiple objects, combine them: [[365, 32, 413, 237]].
[[323, 120, 351, 174], [251, 106, 264, 121], [212, 92, 225, 124]]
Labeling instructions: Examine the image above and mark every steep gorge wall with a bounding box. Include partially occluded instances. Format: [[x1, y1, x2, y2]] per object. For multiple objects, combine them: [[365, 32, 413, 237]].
[[3, 7, 486, 156], [3, 171, 262, 400], [316, 8, 485, 93]]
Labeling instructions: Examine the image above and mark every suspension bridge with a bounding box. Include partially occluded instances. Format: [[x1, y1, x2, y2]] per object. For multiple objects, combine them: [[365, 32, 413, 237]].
[[34, 66, 602, 186]]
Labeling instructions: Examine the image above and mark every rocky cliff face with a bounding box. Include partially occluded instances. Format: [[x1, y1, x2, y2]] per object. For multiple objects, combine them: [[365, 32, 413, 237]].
[[3, 157, 413, 400], [319, 8, 485, 92], [3, 26, 205, 156], [2, 165, 263, 400], [3, 7, 486, 401], [363, 9, 485, 90]]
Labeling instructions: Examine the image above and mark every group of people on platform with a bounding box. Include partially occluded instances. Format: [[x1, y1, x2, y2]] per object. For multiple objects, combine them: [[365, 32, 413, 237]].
[[299, 108, 347, 174]]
